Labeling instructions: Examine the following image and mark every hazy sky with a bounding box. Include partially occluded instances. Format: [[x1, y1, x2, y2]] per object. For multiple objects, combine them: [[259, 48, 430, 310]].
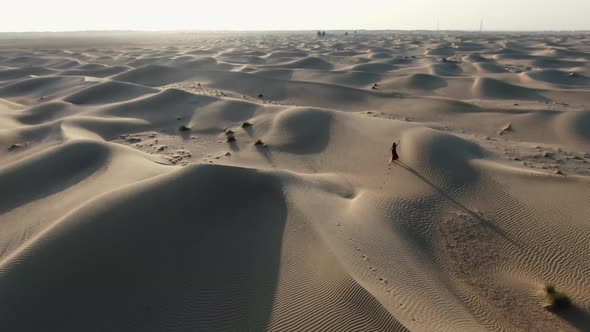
[[3, 0, 590, 32]]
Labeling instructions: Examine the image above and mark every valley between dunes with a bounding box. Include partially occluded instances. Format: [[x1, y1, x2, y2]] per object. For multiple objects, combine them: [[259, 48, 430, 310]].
[[1, 31, 590, 331]]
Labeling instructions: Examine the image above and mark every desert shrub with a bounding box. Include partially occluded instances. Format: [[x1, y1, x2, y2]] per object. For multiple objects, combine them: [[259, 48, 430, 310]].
[[544, 284, 571, 309]]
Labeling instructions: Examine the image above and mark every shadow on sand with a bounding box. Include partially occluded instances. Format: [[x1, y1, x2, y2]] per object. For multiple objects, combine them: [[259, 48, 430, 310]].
[[394, 160, 520, 248], [256, 144, 275, 166], [548, 305, 590, 331], [228, 139, 240, 152]]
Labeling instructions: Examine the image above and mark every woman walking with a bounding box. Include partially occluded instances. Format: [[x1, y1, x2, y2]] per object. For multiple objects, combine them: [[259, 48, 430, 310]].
[[390, 141, 399, 163]]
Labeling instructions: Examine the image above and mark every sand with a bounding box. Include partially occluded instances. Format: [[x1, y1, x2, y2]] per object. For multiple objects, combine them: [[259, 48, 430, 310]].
[[1, 31, 590, 331]]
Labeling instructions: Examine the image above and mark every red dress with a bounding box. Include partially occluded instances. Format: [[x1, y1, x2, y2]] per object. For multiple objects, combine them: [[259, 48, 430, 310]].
[[391, 143, 399, 161]]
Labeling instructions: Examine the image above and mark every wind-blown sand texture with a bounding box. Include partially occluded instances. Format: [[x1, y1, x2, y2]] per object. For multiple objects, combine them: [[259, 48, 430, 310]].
[[1, 31, 590, 331]]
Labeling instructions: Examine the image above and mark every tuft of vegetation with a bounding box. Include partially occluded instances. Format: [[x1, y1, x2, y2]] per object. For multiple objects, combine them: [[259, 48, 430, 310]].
[[8, 143, 23, 151], [224, 128, 236, 142], [544, 284, 571, 309], [258, 94, 264, 99], [178, 125, 191, 132], [241, 121, 252, 128], [254, 139, 264, 146]]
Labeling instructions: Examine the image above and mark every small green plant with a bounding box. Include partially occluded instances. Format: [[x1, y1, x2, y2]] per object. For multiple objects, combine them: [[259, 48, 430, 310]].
[[241, 121, 252, 128], [179, 125, 190, 132], [544, 283, 571, 309]]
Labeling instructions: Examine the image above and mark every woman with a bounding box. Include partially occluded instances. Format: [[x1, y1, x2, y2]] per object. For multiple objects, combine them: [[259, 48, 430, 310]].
[[390, 141, 399, 162]]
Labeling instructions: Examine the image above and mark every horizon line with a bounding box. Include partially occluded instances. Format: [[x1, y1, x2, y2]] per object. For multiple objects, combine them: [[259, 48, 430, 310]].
[[2, 28, 590, 34]]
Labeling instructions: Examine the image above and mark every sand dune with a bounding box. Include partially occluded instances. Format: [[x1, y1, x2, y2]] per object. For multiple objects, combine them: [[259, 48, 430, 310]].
[[15, 100, 77, 124], [463, 53, 493, 63], [267, 56, 334, 70], [0, 66, 58, 81], [1, 31, 590, 331], [523, 69, 590, 87], [111, 64, 198, 86], [385, 73, 448, 91], [349, 62, 398, 73], [0, 76, 90, 102], [60, 64, 131, 77], [472, 77, 546, 100], [64, 81, 158, 105], [428, 62, 463, 76], [425, 45, 456, 57], [531, 58, 584, 69], [473, 62, 509, 73]]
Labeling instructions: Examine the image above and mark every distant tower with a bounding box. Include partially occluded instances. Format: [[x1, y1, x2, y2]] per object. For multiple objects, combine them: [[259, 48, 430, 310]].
[[480, 19, 483, 33]]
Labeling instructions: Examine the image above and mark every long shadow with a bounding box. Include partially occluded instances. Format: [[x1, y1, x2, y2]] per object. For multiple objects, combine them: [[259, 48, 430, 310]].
[[0, 165, 287, 331], [395, 161, 520, 248], [179, 127, 191, 142], [242, 125, 254, 138], [256, 144, 274, 165], [549, 305, 590, 331], [228, 139, 240, 152]]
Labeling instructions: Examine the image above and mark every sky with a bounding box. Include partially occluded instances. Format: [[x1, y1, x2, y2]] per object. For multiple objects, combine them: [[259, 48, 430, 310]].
[[2, 0, 590, 32]]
